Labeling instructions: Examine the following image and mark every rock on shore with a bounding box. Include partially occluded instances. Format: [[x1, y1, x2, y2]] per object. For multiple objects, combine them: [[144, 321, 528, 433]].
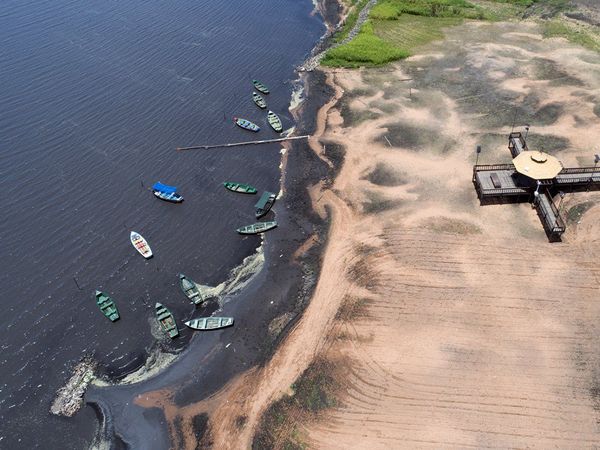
[[50, 357, 97, 417]]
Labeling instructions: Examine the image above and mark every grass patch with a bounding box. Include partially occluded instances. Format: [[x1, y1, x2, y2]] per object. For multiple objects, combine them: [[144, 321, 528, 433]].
[[362, 190, 404, 214], [362, 162, 408, 186], [542, 20, 600, 52], [253, 358, 340, 450], [566, 201, 596, 224], [371, 0, 484, 19], [422, 216, 482, 234], [335, 296, 372, 321], [323, 21, 410, 67]]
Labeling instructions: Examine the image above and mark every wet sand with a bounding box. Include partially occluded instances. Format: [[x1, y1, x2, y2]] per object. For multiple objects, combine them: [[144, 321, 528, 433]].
[[188, 19, 600, 449]]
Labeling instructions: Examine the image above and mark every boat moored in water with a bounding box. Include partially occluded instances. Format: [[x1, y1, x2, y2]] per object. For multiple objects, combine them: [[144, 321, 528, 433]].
[[130, 231, 153, 259], [185, 317, 234, 330], [267, 110, 283, 132], [236, 221, 277, 234], [152, 182, 183, 203], [178, 273, 203, 305], [233, 117, 260, 132], [252, 79, 269, 94], [223, 182, 257, 194], [95, 291, 120, 322], [252, 92, 267, 109], [255, 191, 276, 218], [155, 302, 179, 338]]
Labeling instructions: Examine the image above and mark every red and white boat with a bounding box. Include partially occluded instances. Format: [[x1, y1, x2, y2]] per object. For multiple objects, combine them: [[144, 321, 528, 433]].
[[130, 231, 153, 259]]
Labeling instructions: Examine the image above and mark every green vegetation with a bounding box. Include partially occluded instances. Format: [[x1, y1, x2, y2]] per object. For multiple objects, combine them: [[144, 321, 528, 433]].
[[566, 201, 596, 224], [323, 21, 410, 67], [542, 20, 600, 53], [322, 0, 599, 69], [253, 358, 339, 450]]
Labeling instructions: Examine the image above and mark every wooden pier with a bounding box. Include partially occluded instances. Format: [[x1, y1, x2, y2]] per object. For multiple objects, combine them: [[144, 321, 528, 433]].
[[473, 132, 600, 241], [176, 135, 311, 151]]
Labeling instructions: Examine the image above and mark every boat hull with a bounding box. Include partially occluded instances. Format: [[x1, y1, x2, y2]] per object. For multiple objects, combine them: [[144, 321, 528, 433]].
[[236, 221, 277, 234], [130, 231, 153, 258], [234, 117, 260, 132], [155, 302, 179, 338], [178, 274, 203, 304], [153, 190, 183, 203], [224, 182, 257, 194], [252, 79, 269, 94], [95, 291, 120, 322], [252, 93, 267, 109], [267, 111, 283, 132], [185, 317, 234, 330]]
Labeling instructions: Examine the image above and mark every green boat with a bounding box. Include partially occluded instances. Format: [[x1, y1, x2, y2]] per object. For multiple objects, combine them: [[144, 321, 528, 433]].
[[237, 221, 277, 235], [179, 273, 203, 305], [224, 181, 257, 194], [267, 110, 283, 132], [185, 317, 234, 330], [95, 291, 120, 322], [252, 79, 269, 94], [252, 92, 267, 109], [155, 303, 179, 338]]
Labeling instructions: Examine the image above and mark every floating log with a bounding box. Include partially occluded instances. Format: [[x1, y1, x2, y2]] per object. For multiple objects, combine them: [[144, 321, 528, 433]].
[[176, 135, 310, 151]]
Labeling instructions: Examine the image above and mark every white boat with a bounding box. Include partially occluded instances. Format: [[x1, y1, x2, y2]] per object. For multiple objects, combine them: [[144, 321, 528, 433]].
[[184, 317, 234, 330], [130, 231, 153, 259]]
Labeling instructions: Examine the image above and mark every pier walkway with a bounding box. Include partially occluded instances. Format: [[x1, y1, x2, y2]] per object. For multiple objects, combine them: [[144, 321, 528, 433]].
[[473, 132, 600, 241]]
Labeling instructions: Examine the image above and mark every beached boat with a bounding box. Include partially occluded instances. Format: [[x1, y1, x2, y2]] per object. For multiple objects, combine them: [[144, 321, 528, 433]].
[[130, 231, 153, 259], [255, 191, 276, 218], [252, 92, 267, 109], [252, 79, 269, 94], [155, 302, 179, 338], [233, 117, 260, 132], [223, 182, 257, 194], [184, 317, 234, 330], [178, 273, 203, 305], [236, 221, 277, 234], [152, 182, 183, 203], [267, 111, 283, 132], [95, 291, 119, 322]]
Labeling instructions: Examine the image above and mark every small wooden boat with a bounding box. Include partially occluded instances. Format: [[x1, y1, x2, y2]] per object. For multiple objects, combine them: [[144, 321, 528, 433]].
[[130, 231, 153, 259], [237, 221, 277, 234], [178, 273, 203, 305], [255, 191, 276, 218], [155, 302, 179, 338], [267, 110, 283, 132], [185, 317, 234, 330], [252, 92, 267, 109], [95, 291, 119, 322], [152, 182, 183, 203], [252, 79, 269, 94], [233, 117, 260, 132], [223, 182, 257, 194]]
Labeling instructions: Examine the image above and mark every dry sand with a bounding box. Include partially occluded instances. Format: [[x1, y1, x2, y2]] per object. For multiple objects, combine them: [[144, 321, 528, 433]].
[[138, 21, 600, 448]]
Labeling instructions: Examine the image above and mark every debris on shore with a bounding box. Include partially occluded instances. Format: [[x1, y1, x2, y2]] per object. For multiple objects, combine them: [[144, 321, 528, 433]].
[[50, 357, 97, 417]]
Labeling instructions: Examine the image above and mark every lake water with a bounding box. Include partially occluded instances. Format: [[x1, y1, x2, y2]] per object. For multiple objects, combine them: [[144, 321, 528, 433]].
[[0, 1, 324, 447]]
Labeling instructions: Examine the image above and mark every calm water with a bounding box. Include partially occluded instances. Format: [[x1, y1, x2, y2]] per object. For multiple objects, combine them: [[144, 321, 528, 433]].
[[0, 0, 324, 447]]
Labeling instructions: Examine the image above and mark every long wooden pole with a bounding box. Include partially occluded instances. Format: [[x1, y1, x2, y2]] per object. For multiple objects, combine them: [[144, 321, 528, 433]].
[[176, 135, 311, 151]]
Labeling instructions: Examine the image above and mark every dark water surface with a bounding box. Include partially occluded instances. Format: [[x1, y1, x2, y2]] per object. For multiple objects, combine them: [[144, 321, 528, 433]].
[[0, 0, 324, 447]]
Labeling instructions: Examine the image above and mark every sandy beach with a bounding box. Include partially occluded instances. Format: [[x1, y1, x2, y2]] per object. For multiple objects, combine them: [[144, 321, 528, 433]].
[[161, 15, 600, 449]]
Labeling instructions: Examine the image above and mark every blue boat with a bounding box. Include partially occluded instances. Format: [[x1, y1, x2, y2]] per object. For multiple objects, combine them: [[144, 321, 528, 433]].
[[152, 182, 184, 203], [233, 117, 260, 132]]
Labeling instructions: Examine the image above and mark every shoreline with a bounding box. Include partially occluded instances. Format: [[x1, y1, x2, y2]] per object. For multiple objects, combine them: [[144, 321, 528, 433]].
[[80, 7, 340, 448]]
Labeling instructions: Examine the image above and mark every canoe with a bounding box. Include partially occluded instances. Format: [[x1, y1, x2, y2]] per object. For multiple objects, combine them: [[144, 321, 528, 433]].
[[252, 92, 267, 109], [223, 182, 257, 194], [233, 117, 260, 132], [152, 182, 183, 203], [130, 231, 153, 259], [155, 302, 179, 338], [267, 110, 283, 132], [95, 291, 119, 322], [252, 79, 269, 94], [255, 191, 276, 218], [236, 221, 277, 234], [185, 317, 234, 330], [178, 273, 203, 305]]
